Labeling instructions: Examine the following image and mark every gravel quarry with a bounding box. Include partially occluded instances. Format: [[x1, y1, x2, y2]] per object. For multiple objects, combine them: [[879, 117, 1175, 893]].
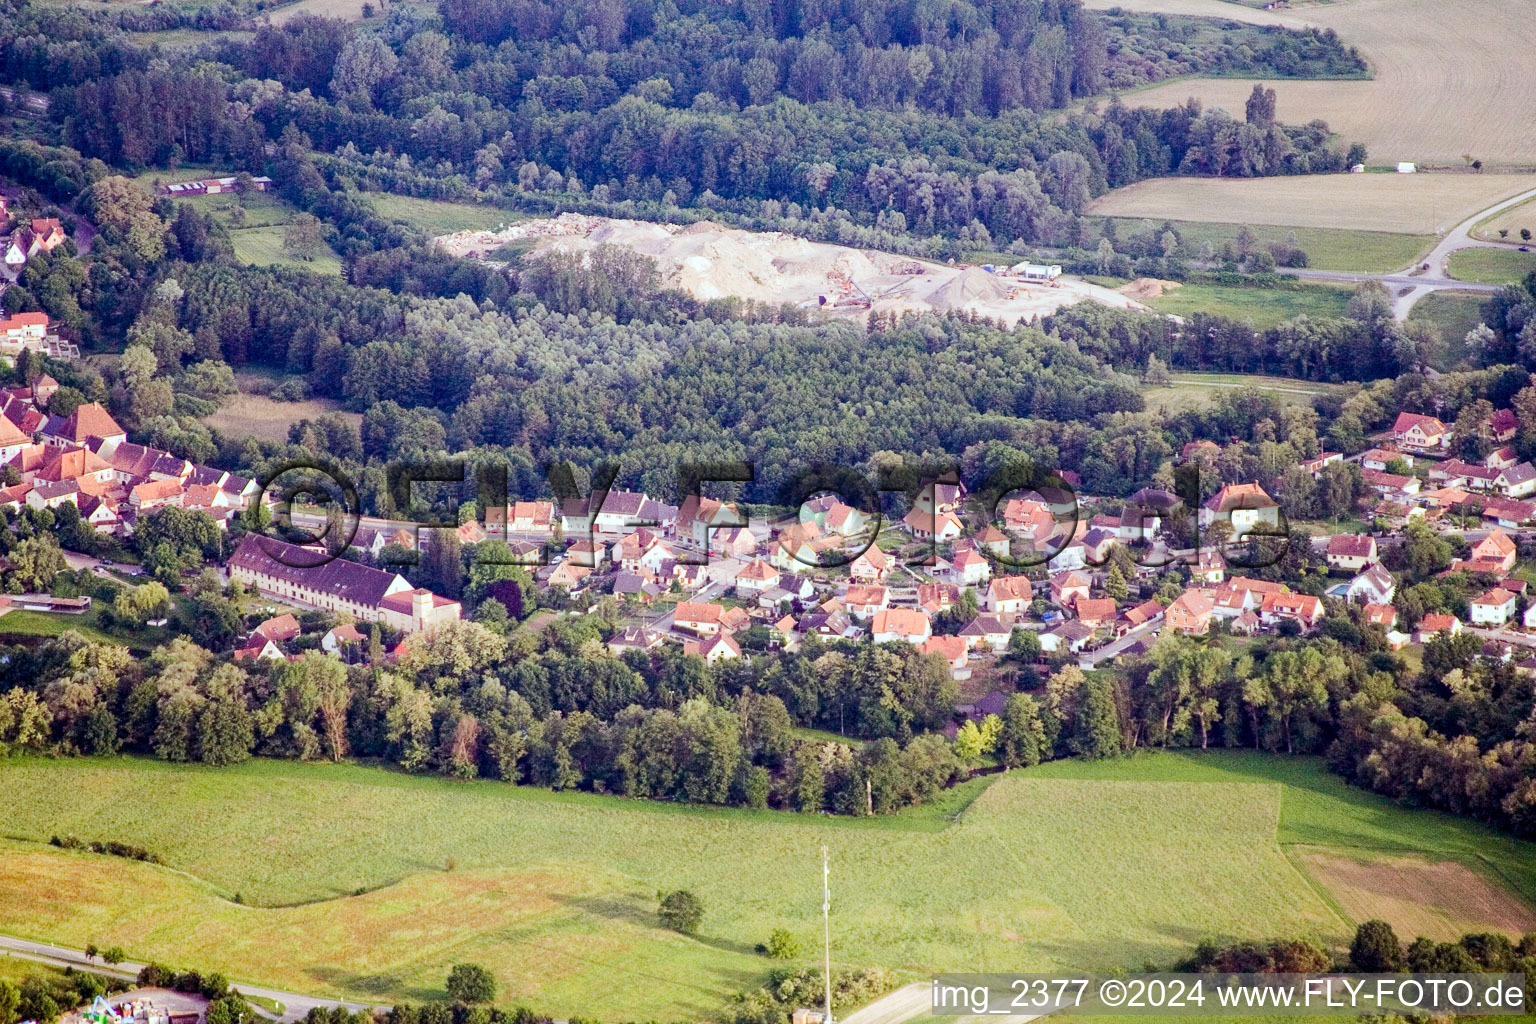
[[432, 213, 1146, 324]]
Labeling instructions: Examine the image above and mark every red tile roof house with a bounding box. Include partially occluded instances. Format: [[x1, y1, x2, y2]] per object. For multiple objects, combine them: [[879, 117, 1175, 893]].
[[673, 600, 726, 636], [1470, 587, 1518, 627], [984, 576, 1034, 616], [1392, 412, 1451, 450], [1415, 613, 1461, 643], [1260, 592, 1325, 632], [1073, 596, 1118, 632], [1325, 534, 1378, 572], [733, 558, 781, 597], [870, 607, 932, 645], [41, 402, 127, 450], [1165, 590, 1215, 635], [228, 534, 460, 633], [842, 584, 889, 620], [1198, 482, 1280, 536]]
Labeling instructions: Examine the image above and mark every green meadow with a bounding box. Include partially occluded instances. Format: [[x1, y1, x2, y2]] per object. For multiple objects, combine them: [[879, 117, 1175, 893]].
[[2, 752, 1531, 1020]]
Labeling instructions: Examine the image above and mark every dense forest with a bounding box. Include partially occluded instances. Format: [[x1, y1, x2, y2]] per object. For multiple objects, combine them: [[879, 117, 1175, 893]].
[[2, 0, 1367, 257]]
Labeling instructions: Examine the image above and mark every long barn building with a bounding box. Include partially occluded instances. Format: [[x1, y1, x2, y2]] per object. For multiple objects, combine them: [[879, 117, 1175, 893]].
[[229, 533, 460, 634]]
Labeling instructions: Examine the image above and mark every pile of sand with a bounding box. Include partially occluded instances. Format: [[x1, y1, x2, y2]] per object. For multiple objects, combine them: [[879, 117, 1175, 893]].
[[434, 214, 1149, 324], [1119, 277, 1182, 301]]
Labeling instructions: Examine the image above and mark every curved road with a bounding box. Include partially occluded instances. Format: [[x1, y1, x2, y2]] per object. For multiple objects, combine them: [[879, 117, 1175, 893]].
[[1279, 182, 1536, 318]]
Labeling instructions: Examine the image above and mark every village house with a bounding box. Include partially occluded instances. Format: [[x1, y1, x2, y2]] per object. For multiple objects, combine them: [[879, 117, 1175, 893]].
[[919, 635, 970, 680], [1392, 412, 1452, 450], [1199, 482, 1280, 537], [917, 582, 959, 616], [713, 526, 758, 558], [1416, 613, 1461, 643], [914, 478, 964, 516], [842, 584, 889, 620], [1485, 446, 1520, 470], [1120, 598, 1165, 633], [41, 402, 126, 450], [1363, 604, 1397, 631], [228, 534, 460, 633], [870, 607, 932, 645], [958, 614, 1012, 652], [1490, 408, 1519, 443], [1470, 588, 1517, 626], [1002, 497, 1057, 545], [1326, 534, 1378, 572], [684, 633, 743, 664], [676, 494, 745, 550], [1260, 591, 1324, 631], [1342, 564, 1396, 605], [561, 489, 674, 536], [949, 547, 990, 586], [1190, 548, 1226, 585], [1299, 452, 1344, 476], [733, 558, 780, 598], [973, 524, 1011, 558], [1074, 596, 1117, 632], [848, 543, 891, 582], [1049, 570, 1091, 608], [1079, 526, 1117, 564], [902, 506, 963, 543], [1165, 590, 1215, 635], [985, 576, 1034, 616], [1457, 529, 1518, 574], [1040, 620, 1093, 654], [1360, 448, 1408, 472], [608, 625, 664, 655], [322, 623, 368, 660], [673, 600, 726, 636], [1360, 468, 1421, 497]]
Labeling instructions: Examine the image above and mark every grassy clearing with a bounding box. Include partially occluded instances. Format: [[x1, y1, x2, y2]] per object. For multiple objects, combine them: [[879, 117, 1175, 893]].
[[366, 194, 525, 235], [1446, 247, 1536, 285], [0, 607, 164, 651], [1086, 175, 1536, 235], [202, 391, 362, 445], [3, 752, 1531, 1018], [1092, 217, 1433, 273], [150, 182, 343, 275], [1141, 372, 1347, 415], [1407, 291, 1490, 369], [1143, 281, 1353, 326], [1082, 0, 1536, 167]]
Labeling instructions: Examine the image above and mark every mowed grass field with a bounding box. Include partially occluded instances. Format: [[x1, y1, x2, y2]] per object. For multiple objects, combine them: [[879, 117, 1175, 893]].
[[1086, 174, 1536, 235], [1446, 247, 1536, 286], [1141, 373, 1349, 415], [1142, 281, 1353, 327], [366, 194, 525, 235], [4, 752, 1534, 1019], [1081, 0, 1536, 167], [1092, 217, 1434, 273], [1407, 291, 1490, 369], [142, 171, 344, 275]]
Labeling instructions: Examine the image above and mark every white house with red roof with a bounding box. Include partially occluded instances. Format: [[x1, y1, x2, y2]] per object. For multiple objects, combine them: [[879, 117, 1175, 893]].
[[1392, 412, 1451, 450]]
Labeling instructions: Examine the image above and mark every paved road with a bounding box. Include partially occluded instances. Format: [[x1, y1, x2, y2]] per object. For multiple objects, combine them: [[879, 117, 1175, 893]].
[[843, 981, 1045, 1024], [0, 934, 385, 1023], [1277, 182, 1536, 318]]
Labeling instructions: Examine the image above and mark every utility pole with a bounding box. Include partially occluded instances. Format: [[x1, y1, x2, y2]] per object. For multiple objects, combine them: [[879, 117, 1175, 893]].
[[822, 843, 834, 1024]]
